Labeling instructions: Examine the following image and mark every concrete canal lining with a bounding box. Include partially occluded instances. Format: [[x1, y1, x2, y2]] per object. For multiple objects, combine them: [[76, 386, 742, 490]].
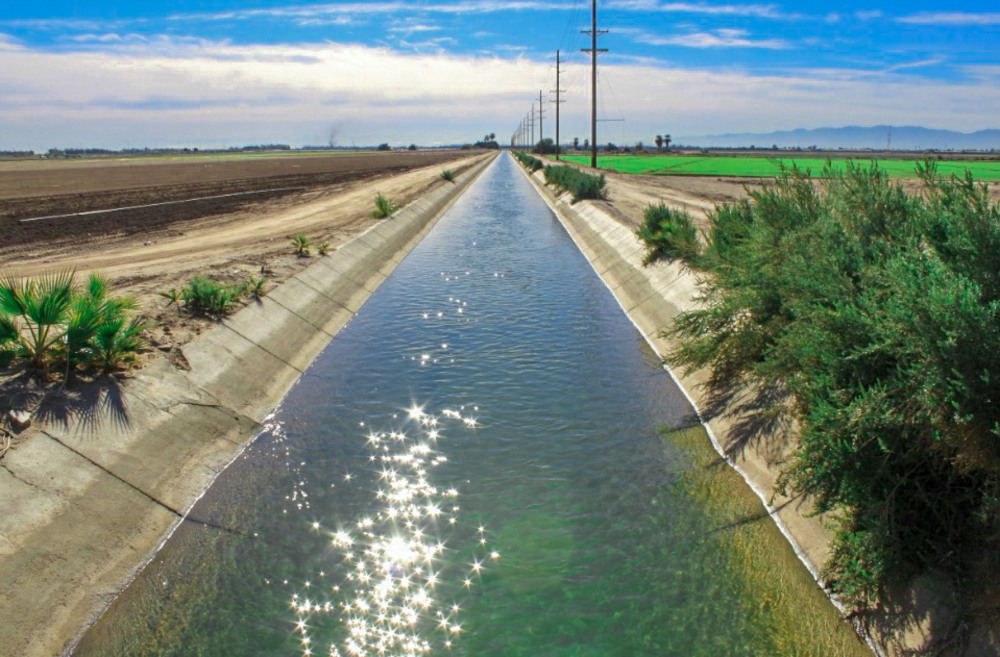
[[0, 152, 497, 657]]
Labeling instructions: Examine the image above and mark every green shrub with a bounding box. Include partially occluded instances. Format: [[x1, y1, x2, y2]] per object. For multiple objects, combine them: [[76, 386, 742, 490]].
[[440, 169, 455, 182], [637, 204, 702, 265], [513, 150, 543, 172], [291, 233, 311, 256], [668, 161, 1000, 616], [248, 277, 268, 300], [543, 164, 606, 202], [180, 276, 247, 318], [317, 242, 331, 256], [372, 193, 397, 218]]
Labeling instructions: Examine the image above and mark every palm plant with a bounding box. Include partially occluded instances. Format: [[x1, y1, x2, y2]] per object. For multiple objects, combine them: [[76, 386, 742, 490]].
[[0, 270, 75, 373], [158, 288, 181, 306], [181, 276, 245, 318], [317, 242, 331, 256], [248, 277, 268, 300], [292, 233, 312, 256], [372, 193, 397, 218], [92, 314, 149, 372], [65, 274, 140, 372]]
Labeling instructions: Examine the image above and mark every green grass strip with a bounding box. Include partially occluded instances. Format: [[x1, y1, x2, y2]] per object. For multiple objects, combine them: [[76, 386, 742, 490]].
[[560, 154, 1000, 181]]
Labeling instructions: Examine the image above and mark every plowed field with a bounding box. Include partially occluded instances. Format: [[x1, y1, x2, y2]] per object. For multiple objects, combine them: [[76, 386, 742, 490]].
[[0, 150, 470, 248]]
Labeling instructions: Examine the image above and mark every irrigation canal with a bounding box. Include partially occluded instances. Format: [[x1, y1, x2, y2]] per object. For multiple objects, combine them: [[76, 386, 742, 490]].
[[76, 152, 820, 655]]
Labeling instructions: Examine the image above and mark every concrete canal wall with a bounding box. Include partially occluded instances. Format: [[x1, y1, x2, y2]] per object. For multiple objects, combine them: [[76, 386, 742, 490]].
[[0, 152, 497, 657]]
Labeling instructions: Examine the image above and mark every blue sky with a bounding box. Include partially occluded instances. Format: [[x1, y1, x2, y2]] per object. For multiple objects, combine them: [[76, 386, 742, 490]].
[[1, 1, 998, 149]]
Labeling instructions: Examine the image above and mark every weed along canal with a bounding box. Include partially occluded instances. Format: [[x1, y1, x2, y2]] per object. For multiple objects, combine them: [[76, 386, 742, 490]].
[[74, 153, 868, 656]]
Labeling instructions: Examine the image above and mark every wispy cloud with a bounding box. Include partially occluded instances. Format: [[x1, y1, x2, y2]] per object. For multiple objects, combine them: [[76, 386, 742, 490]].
[[898, 12, 1000, 26], [0, 33, 22, 50], [622, 27, 791, 49], [397, 36, 458, 52], [0, 18, 119, 31], [388, 23, 443, 34], [165, 2, 575, 23], [855, 9, 883, 21], [607, 1, 801, 20], [884, 57, 946, 73]]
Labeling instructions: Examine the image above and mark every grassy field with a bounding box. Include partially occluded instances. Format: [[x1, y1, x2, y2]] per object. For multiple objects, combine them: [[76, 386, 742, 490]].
[[559, 154, 1000, 181]]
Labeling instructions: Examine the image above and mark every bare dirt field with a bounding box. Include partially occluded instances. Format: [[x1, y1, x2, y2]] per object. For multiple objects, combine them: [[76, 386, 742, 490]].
[[0, 150, 488, 364]]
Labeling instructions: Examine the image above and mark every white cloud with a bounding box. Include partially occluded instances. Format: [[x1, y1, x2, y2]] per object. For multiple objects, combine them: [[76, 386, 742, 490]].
[[0, 38, 997, 150], [898, 12, 1000, 26], [0, 33, 22, 50], [884, 57, 946, 73], [855, 9, 883, 21], [623, 27, 791, 49], [388, 23, 443, 34], [608, 1, 800, 20], [397, 36, 458, 52], [166, 2, 576, 23]]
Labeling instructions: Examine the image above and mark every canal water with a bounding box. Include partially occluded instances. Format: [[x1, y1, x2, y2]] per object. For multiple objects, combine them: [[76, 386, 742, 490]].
[[76, 153, 777, 655]]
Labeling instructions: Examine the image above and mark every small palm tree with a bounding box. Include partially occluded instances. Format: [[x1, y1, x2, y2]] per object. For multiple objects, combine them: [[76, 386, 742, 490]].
[[0, 270, 76, 373], [372, 193, 397, 218], [65, 273, 142, 376], [158, 288, 181, 306], [248, 277, 268, 300], [292, 233, 311, 256], [92, 314, 149, 372]]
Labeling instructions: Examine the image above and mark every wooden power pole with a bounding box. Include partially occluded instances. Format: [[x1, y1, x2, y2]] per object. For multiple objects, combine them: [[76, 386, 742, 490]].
[[552, 50, 566, 160], [538, 90, 544, 146], [582, 0, 607, 168]]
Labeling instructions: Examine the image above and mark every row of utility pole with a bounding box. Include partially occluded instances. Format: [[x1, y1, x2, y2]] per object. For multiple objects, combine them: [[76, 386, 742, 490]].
[[509, 0, 604, 167]]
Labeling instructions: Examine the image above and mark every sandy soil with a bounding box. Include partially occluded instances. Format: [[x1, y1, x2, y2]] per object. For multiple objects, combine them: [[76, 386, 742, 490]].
[[0, 150, 488, 370]]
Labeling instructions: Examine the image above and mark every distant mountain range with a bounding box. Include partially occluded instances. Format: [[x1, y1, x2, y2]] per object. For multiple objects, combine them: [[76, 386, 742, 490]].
[[677, 126, 1000, 151]]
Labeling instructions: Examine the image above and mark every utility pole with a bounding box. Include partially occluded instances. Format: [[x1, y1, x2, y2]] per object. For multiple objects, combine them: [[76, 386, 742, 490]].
[[582, 0, 607, 168], [528, 109, 535, 150], [538, 90, 544, 147], [552, 50, 566, 160]]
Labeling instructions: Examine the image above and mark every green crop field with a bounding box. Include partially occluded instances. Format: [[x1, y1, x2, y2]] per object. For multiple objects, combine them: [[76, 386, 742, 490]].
[[557, 154, 1000, 182]]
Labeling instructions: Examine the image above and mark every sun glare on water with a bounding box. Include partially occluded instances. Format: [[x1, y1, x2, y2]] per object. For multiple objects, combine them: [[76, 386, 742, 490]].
[[290, 404, 497, 657]]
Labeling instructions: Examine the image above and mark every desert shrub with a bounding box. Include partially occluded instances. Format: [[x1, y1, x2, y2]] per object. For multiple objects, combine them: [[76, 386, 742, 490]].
[[668, 162, 1000, 613], [636, 204, 702, 264], [543, 165, 606, 202], [513, 151, 543, 172], [317, 242, 331, 256], [372, 193, 397, 218], [180, 276, 247, 318], [291, 233, 311, 256], [440, 169, 455, 182]]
